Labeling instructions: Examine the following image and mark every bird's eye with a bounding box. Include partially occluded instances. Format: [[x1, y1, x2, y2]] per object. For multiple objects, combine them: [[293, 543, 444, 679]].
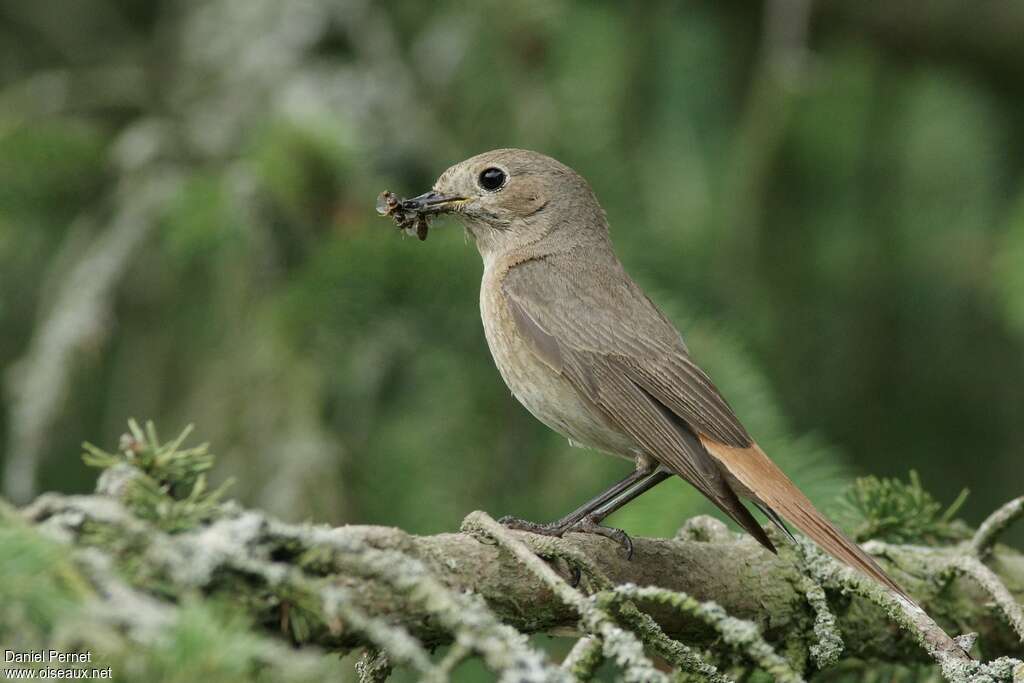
[[478, 167, 506, 192]]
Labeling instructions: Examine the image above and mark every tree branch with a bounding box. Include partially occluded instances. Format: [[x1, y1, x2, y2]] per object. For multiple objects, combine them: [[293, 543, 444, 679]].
[[9, 424, 1021, 681], [20, 491, 1024, 672]]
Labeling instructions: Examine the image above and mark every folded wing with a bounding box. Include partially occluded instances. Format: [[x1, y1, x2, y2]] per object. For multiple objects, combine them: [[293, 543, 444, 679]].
[[502, 252, 911, 601]]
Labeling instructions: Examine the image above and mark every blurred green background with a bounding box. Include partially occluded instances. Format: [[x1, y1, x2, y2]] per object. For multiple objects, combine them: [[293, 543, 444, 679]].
[[2, 0, 1023, 552]]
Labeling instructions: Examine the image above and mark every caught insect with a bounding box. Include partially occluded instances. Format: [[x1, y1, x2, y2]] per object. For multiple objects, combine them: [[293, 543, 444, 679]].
[[376, 191, 431, 241]]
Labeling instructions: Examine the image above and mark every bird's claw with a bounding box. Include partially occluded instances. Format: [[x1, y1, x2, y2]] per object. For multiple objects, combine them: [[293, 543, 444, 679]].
[[572, 515, 634, 560]]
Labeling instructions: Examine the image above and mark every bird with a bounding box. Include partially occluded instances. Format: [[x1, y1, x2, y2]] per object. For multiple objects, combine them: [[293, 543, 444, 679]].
[[394, 147, 911, 602]]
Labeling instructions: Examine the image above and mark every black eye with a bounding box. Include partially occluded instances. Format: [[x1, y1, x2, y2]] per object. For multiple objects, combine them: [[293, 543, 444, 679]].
[[478, 167, 506, 191]]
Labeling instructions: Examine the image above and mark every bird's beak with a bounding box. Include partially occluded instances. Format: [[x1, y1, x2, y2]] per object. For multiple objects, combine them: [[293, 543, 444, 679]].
[[401, 190, 466, 215]]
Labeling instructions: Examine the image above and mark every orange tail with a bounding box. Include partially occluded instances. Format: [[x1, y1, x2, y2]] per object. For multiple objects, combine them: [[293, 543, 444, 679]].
[[699, 437, 914, 603]]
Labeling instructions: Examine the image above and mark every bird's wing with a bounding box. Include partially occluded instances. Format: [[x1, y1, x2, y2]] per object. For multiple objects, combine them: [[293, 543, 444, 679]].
[[501, 253, 773, 550], [502, 252, 912, 600], [501, 252, 752, 447]]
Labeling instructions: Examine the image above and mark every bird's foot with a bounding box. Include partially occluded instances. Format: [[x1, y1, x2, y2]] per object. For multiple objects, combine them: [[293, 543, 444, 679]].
[[572, 515, 634, 560], [497, 514, 634, 560]]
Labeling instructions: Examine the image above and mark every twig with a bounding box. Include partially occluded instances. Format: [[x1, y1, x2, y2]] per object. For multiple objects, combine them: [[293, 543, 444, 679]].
[[793, 537, 972, 671], [970, 496, 1024, 558], [432, 641, 472, 680], [561, 636, 603, 681], [611, 600, 734, 683], [300, 522, 568, 683], [355, 649, 391, 683], [321, 587, 433, 676], [462, 511, 668, 683], [799, 576, 843, 669], [602, 585, 804, 683], [945, 556, 1024, 646]]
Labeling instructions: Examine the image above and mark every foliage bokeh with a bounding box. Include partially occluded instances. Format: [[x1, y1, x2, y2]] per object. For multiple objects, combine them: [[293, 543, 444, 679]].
[[1, 0, 1023, 650]]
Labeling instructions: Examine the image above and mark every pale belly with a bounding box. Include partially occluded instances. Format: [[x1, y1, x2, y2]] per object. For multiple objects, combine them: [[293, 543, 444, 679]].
[[479, 273, 637, 459]]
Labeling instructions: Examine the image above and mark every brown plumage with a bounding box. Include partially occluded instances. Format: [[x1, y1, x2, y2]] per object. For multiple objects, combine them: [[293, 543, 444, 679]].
[[403, 148, 913, 602], [698, 438, 911, 600]]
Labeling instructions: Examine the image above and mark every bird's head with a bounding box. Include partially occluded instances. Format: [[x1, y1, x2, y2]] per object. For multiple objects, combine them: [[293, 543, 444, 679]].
[[405, 148, 609, 262]]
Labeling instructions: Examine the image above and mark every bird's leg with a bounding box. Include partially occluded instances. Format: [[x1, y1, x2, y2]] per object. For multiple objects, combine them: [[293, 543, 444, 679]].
[[499, 463, 672, 559], [498, 464, 655, 534], [572, 470, 673, 559]]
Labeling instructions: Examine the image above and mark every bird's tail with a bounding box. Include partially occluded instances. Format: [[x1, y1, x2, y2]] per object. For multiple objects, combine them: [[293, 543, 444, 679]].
[[699, 436, 915, 604]]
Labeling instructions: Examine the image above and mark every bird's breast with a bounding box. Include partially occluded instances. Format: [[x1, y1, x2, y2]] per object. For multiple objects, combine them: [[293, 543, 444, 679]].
[[479, 266, 635, 458]]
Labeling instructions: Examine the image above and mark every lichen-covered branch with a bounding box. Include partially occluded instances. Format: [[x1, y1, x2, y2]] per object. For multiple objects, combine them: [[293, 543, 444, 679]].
[[3, 423, 1023, 682], [15, 492, 1024, 675], [972, 496, 1024, 558]]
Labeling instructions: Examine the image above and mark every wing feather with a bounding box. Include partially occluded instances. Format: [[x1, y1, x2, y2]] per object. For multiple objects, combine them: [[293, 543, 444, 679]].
[[502, 255, 750, 447], [575, 351, 776, 552], [500, 253, 913, 601], [502, 255, 773, 550]]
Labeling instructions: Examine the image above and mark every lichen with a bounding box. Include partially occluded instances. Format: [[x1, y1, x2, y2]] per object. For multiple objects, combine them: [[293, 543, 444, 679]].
[[600, 585, 804, 683], [560, 636, 603, 680], [463, 511, 662, 682], [943, 556, 1024, 645], [970, 496, 1024, 558], [799, 576, 843, 669], [3, 421, 1022, 682]]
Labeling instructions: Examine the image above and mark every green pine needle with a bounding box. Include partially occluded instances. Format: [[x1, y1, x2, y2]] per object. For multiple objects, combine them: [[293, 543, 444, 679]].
[[82, 419, 231, 533], [839, 470, 970, 544]]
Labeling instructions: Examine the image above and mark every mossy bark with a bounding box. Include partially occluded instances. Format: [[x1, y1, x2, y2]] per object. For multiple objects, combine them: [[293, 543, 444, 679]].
[[20, 492, 1024, 666]]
